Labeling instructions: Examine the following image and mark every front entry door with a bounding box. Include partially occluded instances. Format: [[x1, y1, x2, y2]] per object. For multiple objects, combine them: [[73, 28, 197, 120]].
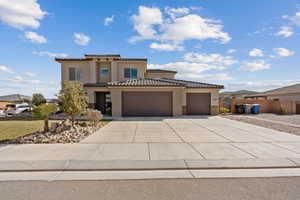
[[95, 92, 109, 114]]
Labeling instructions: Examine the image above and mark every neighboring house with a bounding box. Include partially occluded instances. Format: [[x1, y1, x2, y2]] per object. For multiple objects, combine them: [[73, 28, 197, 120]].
[[0, 94, 32, 103], [264, 84, 300, 114], [0, 94, 32, 109], [220, 90, 258, 110], [56, 54, 224, 117], [264, 83, 300, 102], [245, 83, 300, 114]]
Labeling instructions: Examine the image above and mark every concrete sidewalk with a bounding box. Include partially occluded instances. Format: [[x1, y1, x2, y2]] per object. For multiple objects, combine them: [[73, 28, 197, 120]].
[[2, 168, 300, 181]]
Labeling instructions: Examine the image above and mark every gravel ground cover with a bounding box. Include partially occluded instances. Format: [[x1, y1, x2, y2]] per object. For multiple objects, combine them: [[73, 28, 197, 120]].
[[0, 120, 110, 144], [251, 113, 300, 126], [222, 115, 300, 136]]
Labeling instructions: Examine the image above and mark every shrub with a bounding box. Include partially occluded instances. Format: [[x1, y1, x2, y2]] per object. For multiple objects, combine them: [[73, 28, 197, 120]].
[[279, 107, 289, 115], [86, 109, 103, 126], [32, 93, 46, 106], [219, 107, 230, 114], [32, 103, 57, 132], [58, 81, 88, 126]]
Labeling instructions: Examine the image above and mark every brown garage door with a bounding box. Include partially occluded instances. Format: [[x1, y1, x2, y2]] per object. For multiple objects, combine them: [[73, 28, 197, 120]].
[[186, 93, 211, 115], [122, 92, 172, 116]]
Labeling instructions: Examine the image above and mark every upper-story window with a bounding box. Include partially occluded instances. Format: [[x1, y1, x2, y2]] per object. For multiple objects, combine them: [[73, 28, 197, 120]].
[[124, 68, 138, 79], [100, 68, 109, 76], [69, 67, 82, 81]]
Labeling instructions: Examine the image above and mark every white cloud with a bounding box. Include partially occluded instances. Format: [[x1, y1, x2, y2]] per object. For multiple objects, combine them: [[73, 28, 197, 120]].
[[4, 75, 41, 84], [273, 48, 295, 57], [0, 77, 60, 97], [24, 72, 37, 77], [74, 33, 90, 46], [183, 53, 237, 66], [32, 51, 68, 57], [249, 48, 263, 57], [275, 26, 294, 37], [165, 7, 190, 19], [104, 15, 114, 25], [289, 12, 300, 26], [150, 42, 184, 51], [130, 6, 163, 42], [239, 60, 271, 72], [227, 49, 236, 54], [24, 31, 47, 43], [0, 0, 47, 29], [160, 14, 231, 44], [149, 62, 226, 74], [227, 79, 300, 92], [0, 65, 14, 74], [130, 6, 231, 50]]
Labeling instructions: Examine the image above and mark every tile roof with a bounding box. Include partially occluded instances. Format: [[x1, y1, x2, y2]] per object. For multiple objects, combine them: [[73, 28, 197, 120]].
[[55, 58, 92, 62], [160, 78, 224, 89], [146, 69, 177, 73], [84, 78, 224, 89], [84, 54, 121, 57], [264, 83, 300, 95]]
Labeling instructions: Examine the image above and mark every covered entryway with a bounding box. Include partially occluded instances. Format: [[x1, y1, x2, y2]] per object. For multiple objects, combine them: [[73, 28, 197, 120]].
[[296, 102, 300, 114], [95, 92, 111, 115], [186, 93, 211, 115], [122, 92, 172, 116]]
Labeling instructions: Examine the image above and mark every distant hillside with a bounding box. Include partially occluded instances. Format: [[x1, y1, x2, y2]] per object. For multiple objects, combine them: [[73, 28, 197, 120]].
[[220, 90, 258, 97]]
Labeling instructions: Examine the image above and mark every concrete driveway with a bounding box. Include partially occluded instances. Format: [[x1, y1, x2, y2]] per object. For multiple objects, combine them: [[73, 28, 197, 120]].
[[1, 116, 300, 170], [77, 116, 300, 161]]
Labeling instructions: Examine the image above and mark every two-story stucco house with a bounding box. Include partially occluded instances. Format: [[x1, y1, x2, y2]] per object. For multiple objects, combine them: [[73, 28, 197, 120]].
[[56, 54, 224, 117]]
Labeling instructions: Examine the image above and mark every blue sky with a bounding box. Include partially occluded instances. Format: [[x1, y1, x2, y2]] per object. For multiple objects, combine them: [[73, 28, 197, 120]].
[[0, 0, 300, 97]]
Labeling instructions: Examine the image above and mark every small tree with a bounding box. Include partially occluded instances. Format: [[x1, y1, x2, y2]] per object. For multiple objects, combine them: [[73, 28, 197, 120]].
[[32, 104, 57, 132], [58, 81, 88, 126], [32, 93, 46, 106]]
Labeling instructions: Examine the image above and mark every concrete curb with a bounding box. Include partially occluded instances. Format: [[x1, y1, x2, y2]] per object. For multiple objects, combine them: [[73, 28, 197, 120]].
[[0, 158, 299, 172]]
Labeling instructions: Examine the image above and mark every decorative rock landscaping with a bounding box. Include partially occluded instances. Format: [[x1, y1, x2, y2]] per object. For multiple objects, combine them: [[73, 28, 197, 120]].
[[2, 119, 108, 144]]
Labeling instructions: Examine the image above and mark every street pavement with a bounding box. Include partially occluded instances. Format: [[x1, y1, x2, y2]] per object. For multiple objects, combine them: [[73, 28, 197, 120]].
[[1, 176, 300, 200]]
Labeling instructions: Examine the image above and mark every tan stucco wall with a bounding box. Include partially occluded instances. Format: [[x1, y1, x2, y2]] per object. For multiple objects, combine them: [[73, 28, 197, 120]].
[[145, 73, 176, 79], [267, 93, 300, 103], [184, 88, 220, 106], [90, 87, 219, 117], [86, 87, 110, 104], [97, 62, 112, 82], [108, 87, 184, 117], [60, 60, 147, 84], [110, 88, 122, 117], [116, 61, 147, 81], [85, 87, 221, 117], [61, 61, 92, 84]]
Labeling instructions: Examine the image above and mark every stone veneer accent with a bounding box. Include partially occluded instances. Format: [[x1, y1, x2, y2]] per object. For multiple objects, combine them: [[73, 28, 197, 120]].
[[211, 106, 219, 115]]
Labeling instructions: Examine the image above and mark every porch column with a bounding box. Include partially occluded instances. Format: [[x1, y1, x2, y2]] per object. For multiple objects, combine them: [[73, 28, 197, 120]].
[[111, 61, 118, 81], [211, 90, 220, 115], [86, 88, 95, 108], [89, 60, 97, 83], [110, 88, 122, 117], [173, 88, 184, 116]]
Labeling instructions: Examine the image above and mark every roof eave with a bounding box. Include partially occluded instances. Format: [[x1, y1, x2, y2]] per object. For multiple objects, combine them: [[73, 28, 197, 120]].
[[55, 58, 93, 62]]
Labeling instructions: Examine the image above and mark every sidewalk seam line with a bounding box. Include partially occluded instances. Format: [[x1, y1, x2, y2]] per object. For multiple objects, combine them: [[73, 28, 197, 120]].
[[229, 143, 259, 159], [189, 119, 234, 142]]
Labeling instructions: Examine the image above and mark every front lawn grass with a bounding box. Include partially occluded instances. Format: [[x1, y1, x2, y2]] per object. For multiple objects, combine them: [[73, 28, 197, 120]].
[[0, 120, 60, 142], [0, 119, 110, 142]]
